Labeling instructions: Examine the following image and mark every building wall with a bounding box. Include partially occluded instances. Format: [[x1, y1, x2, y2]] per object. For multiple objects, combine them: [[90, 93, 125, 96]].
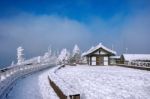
[[110, 58, 121, 65], [87, 55, 109, 66]]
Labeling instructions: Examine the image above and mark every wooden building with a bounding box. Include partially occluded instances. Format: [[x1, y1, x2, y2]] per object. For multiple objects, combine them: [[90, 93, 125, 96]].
[[82, 43, 116, 66], [109, 56, 121, 65], [120, 54, 150, 65]]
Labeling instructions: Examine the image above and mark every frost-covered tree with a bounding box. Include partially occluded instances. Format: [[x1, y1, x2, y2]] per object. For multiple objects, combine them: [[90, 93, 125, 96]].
[[48, 46, 52, 56], [37, 56, 41, 63], [11, 61, 15, 66], [43, 46, 53, 63], [73, 44, 80, 56], [17, 46, 24, 65], [71, 44, 81, 64], [58, 48, 70, 64], [43, 52, 50, 63]]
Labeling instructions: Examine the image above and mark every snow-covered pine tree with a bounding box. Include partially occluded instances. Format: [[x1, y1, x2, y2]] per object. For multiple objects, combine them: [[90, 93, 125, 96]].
[[11, 61, 15, 66], [58, 48, 70, 64], [43, 46, 53, 63], [17, 46, 24, 65], [71, 44, 81, 64], [37, 56, 41, 63], [48, 46, 52, 56], [43, 52, 50, 63]]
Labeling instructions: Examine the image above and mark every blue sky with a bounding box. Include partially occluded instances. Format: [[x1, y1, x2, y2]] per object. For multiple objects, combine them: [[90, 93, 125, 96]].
[[0, 0, 128, 19], [0, 0, 150, 67]]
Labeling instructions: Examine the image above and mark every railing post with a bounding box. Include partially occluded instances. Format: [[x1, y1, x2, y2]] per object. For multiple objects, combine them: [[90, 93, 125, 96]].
[[0, 73, 6, 81], [6, 71, 10, 77]]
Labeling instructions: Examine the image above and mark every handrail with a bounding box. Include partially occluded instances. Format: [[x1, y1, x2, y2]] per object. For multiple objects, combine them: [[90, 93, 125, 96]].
[[0, 60, 57, 97]]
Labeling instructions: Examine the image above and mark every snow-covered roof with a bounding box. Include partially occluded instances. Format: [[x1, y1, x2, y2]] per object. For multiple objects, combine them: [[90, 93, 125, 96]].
[[122, 54, 150, 61], [82, 43, 116, 56]]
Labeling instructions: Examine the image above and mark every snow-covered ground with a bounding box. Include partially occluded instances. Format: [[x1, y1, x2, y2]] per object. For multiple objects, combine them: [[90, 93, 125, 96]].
[[3, 67, 58, 99], [55, 65, 150, 99], [3, 65, 150, 99]]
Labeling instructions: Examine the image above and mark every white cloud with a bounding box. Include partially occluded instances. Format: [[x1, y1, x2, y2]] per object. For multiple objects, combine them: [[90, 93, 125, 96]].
[[0, 10, 150, 67], [0, 14, 92, 56]]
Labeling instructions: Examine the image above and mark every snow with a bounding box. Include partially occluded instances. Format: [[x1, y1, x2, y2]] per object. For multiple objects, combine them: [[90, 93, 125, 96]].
[[48, 66, 79, 96], [2, 64, 150, 99], [6, 72, 43, 99], [55, 65, 150, 99], [83, 43, 116, 56], [2, 67, 59, 99], [123, 54, 150, 61], [38, 68, 59, 99]]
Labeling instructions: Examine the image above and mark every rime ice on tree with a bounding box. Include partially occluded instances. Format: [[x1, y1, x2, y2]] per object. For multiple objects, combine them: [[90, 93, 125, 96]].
[[72, 44, 81, 64], [37, 56, 41, 63], [48, 46, 52, 56], [11, 61, 15, 66], [17, 46, 24, 65], [58, 48, 70, 64], [73, 44, 80, 56], [43, 51, 51, 63]]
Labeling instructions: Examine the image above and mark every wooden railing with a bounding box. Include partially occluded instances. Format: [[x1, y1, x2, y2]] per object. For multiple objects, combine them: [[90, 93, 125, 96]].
[[48, 65, 80, 99], [117, 63, 150, 71], [128, 61, 150, 67], [48, 77, 67, 99]]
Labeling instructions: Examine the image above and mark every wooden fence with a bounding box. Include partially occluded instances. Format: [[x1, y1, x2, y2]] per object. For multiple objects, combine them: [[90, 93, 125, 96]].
[[117, 64, 150, 71], [48, 77, 80, 99], [48, 65, 80, 99], [48, 77, 67, 99]]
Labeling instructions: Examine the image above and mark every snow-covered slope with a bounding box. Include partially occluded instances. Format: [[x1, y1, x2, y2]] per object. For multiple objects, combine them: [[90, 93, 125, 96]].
[[55, 65, 150, 99]]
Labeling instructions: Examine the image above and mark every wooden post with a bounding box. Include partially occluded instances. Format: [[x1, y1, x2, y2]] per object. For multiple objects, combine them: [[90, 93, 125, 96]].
[[48, 76, 80, 99], [48, 77, 67, 99], [69, 94, 80, 99]]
